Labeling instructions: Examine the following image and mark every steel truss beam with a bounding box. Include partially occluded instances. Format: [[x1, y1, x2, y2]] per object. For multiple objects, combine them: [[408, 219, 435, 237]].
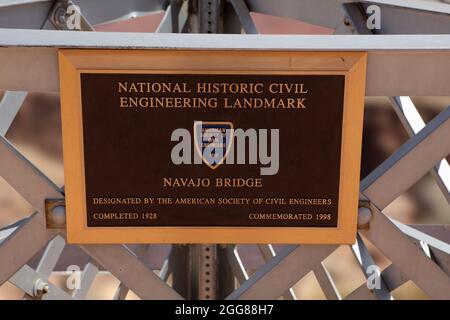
[[227, 106, 450, 300], [0, 134, 182, 299], [247, 0, 450, 34], [0, 31, 449, 96], [0, 0, 167, 29], [0, 91, 26, 136], [389, 97, 450, 203]]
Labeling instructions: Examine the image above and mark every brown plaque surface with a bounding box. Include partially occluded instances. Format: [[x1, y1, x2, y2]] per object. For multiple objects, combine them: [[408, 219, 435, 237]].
[[59, 50, 367, 244]]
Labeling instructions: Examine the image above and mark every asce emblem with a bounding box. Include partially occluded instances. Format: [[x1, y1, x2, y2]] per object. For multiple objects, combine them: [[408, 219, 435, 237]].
[[194, 121, 234, 170]]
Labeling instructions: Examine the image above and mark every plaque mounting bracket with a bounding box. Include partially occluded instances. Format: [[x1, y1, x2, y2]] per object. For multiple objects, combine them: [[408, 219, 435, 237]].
[[45, 199, 66, 229], [357, 198, 373, 230]]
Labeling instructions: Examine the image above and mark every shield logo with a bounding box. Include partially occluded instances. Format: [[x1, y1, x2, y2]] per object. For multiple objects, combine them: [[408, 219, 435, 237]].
[[194, 121, 234, 170]]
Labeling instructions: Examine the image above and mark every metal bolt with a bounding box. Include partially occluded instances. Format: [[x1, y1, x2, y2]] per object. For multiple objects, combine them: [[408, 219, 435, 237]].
[[358, 206, 372, 229], [33, 279, 50, 298], [344, 17, 351, 26], [51, 205, 66, 226], [53, 6, 68, 27]]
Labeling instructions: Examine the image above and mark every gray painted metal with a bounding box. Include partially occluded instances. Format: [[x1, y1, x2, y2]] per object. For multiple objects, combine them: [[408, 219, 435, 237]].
[[342, 3, 372, 35], [44, 0, 94, 31], [0, 135, 63, 213], [390, 220, 450, 254], [351, 234, 393, 300], [36, 235, 66, 279], [226, 245, 249, 284], [361, 106, 450, 209], [158, 258, 171, 281], [169, 0, 180, 33], [229, 0, 258, 34], [0, 0, 53, 29], [155, 4, 173, 33], [79, 244, 183, 300], [10, 264, 73, 300], [199, 0, 222, 33], [361, 207, 450, 299], [1, 32, 450, 96], [0, 0, 167, 29], [226, 245, 337, 300], [1, 29, 449, 49], [247, 0, 450, 31], [345, 283, 378, 299], [380, 264, 408, 291], [0, 213, 58, 285], [313, 263, 341, 300], [362, 0, 450, 14], [361, 3, 450, 34], [389, 97, 450, 204], [430, 248, 450, 276], [70, 0, 167, 26], [345, 2, 450, 203], [357, 108, 450, 299], [413, 225, 450, 246], [344, 263, 408, 297], [72, 262, 98, 299], [0, 132, 182, 299], [0, 91, 26, 136], [111, 244, 150, 300], [0, 226, 18, 244], [198, 244, 217, 300], [156, 1, 188, 33], [257, 244, 296, 300], [246, 0, 347, 30]]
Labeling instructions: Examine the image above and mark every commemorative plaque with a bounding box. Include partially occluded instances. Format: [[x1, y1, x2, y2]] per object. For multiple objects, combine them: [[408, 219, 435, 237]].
[[59, 50, 366, 243]]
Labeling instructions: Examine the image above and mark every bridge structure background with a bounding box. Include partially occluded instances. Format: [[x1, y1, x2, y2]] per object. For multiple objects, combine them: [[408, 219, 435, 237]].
[[0, 0, 449, 300]]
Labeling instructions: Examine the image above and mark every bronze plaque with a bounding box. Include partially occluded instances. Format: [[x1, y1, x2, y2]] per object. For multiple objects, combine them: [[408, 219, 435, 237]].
[[59, 50, 366, 243], [81, 73, 343, 227]]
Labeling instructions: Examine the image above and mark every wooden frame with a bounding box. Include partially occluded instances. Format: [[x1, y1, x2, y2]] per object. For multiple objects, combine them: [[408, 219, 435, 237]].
[[59, 49, 367, 244]]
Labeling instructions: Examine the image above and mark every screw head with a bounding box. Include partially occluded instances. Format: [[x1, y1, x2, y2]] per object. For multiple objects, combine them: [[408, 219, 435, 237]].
[[344, 17, 351, 26]]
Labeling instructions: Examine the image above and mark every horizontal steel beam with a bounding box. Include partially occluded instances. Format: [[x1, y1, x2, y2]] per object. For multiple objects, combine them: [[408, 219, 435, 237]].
[[1, 29, 449, 49], [389, 96, 450, 204], [0, 30, 449, 96]]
